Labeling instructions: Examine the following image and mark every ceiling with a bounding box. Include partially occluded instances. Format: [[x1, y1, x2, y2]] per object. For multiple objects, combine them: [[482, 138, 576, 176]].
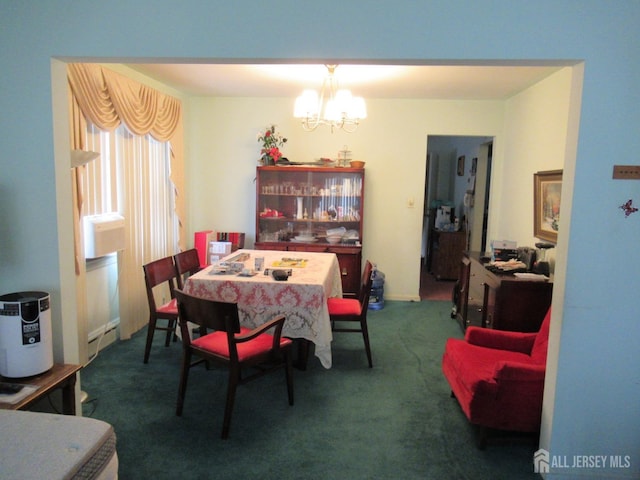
[[126, 63, 564, 100]]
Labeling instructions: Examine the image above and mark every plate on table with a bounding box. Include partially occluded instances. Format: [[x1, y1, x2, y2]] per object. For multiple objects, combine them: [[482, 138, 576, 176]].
[[237, 271, 258, 277], [208, 267, 231, 275]]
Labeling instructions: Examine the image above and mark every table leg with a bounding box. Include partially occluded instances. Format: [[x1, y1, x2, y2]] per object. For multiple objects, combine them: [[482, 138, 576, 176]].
[[61, 373, 78, 415], [294, 339, 311, 371]]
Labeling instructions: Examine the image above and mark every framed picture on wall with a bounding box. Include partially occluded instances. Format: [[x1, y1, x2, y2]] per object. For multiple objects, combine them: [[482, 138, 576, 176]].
[[457, 155, 465, 176], [533, 169, 563, 243]]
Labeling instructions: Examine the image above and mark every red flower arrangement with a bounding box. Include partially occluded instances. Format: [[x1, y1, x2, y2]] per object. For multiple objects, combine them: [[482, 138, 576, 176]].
[[257, 125, 287, 165]]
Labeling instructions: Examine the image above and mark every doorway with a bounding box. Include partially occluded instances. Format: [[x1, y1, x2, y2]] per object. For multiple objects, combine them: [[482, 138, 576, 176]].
[[420, 136, 493, 301]]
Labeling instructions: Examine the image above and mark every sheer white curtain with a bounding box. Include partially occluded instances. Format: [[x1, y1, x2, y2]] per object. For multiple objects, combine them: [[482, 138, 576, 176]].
[[82, 123, 178, 338]]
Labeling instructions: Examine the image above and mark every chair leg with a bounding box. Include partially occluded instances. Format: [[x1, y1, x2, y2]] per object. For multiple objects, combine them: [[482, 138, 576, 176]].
[[361, 319, 373, 368], [171, 319, 179, 343], [476, 426, 488, 450], [285, 348, 294, 406], [222, 368, 239, 439], [164, 319, 173, 347], [143, 316, 157, 364], [176, 351, 191, 416]]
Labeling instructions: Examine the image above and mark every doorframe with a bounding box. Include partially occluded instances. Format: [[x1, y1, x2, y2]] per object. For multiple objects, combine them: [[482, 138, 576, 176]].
[[421, 136, 493, 275]]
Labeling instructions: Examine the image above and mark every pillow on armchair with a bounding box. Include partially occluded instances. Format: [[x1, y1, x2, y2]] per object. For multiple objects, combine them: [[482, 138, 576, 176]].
[[442, 308, 552, 447]]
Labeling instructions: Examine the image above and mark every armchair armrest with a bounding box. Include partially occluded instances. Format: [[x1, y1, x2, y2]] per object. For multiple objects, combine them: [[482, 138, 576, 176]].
[[465, 327, 537, 354], [494, 361, 546, 382], [235, 314, 287, 349]]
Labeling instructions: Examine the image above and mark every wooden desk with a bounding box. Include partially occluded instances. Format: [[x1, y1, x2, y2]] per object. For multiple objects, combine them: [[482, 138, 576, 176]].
[[455, 252, 553, 332], [0, 363, 81, 415]]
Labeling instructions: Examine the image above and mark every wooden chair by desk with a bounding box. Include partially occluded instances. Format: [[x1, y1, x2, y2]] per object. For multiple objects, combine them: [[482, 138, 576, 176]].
[[0, 364, 81, 415]]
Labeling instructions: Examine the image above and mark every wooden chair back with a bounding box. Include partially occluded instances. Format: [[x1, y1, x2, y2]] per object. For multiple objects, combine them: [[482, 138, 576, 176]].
[[357, 260, 374, 309], [142, 255, 180, 363], [173, 248, 202, 289], [143, 256, 178, 313], [174, 289, 242, 342]]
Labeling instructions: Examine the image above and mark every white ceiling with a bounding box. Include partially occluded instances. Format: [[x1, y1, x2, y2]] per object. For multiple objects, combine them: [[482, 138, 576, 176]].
[[126, 63, 565, 100]]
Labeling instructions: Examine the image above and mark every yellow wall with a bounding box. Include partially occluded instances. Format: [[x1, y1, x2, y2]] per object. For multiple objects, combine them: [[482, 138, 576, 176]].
[[495, 67, 574, 247]]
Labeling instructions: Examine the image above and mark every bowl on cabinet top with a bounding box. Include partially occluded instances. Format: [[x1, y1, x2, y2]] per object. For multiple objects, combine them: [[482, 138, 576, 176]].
[[350, 160, 365, 169], [326, 227, 346, 237]]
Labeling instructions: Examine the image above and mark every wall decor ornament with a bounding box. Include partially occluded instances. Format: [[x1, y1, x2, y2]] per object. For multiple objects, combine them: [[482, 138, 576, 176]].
[[619, 199, 638, 217], [533, 169, 563, 243]]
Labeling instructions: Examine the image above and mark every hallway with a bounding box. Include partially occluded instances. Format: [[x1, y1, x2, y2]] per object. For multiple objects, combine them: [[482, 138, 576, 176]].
[[420, 265, 456, 302]]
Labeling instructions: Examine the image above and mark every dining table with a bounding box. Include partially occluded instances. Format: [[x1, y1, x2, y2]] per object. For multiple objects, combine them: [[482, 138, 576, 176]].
[[183, 249, 343, 368]]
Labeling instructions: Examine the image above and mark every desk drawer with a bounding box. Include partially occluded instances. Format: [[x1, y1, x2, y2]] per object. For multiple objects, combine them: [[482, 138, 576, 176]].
[[469, 261, 491, 302]]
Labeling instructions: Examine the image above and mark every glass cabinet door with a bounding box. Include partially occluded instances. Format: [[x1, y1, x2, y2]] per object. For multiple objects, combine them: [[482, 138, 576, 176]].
[[256, 166, 364, 247]]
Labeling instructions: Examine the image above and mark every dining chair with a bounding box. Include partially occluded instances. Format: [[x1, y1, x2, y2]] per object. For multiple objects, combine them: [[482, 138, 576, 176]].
[[173, 248, 202, 289], [142, 256, 180, 364], [327, 260, 374, 368], [173, 288, 294, 439]]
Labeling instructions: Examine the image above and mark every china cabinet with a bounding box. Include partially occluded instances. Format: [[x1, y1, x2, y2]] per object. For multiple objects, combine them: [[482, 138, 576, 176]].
[[255, 166, 364, 295]]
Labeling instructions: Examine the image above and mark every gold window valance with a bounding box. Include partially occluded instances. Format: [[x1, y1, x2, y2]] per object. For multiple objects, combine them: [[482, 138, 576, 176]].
[[67, 63, 181, 140]]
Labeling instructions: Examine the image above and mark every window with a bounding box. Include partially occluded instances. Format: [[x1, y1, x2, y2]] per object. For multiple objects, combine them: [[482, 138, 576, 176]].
[[83, 123, 178, 260], [81, 122, 178, 338]]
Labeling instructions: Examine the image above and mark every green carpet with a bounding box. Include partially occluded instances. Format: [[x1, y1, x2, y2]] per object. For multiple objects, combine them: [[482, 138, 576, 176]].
[[80, 300, 539, 479]]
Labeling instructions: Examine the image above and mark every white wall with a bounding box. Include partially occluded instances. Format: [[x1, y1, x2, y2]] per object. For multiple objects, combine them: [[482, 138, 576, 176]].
[[85, 255, 119, 356]]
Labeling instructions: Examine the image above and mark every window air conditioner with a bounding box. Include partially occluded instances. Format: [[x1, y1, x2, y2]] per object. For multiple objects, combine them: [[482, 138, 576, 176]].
[[83, 213, 125, 259]]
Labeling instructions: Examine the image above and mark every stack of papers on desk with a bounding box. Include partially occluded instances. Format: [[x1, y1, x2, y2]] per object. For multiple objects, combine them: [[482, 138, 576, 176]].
[[485, 259, 528, 273]]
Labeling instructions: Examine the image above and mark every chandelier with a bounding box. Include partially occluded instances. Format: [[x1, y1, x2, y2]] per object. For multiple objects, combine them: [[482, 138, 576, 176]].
[[293, 65, 367, 133]]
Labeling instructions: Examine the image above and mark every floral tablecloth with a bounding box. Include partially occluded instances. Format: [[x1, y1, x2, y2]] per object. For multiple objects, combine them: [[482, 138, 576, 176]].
[[184, 249, 343, 368]]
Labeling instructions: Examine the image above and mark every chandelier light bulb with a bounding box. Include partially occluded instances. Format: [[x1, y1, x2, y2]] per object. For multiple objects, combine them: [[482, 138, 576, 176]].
[[293, 89, 319, 118], [351, 97, 367, 119], [293, 65, 366, 133]]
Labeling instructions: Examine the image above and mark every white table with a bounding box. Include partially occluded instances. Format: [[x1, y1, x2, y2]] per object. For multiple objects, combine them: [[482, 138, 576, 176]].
[[184, 249, 343, 368]]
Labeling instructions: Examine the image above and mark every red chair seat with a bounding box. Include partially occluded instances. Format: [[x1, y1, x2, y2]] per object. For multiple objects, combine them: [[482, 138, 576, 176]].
[[157, 298, 178, 314], [443, 339, 537, 406], [193, 327, 292, 362], [327, 297, 362, 316]]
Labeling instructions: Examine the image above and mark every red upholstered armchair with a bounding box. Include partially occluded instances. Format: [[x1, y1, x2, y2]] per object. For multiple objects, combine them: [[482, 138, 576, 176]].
[[442, 308, 551, 448]]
